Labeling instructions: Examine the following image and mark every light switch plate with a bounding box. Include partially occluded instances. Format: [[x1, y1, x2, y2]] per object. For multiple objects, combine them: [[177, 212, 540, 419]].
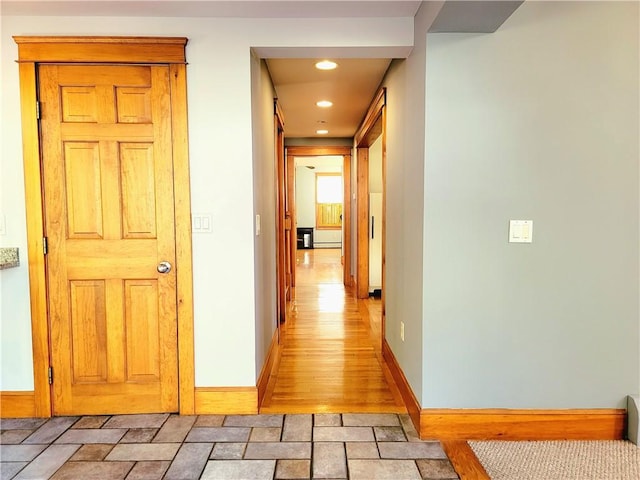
[[509, 220, 533, 243], [255, 214, 261, 236], [192, 214, 212, 233]]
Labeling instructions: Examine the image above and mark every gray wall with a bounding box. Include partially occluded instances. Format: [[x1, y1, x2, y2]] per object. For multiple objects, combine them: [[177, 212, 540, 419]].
[[423, 0, 639, 408], [381, 1, 445, 402], [251, 56, 278, 380]]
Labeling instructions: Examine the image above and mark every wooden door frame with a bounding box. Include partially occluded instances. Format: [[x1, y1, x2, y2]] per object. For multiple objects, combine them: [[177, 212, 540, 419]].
[[355, 88, 386, 299], [275, 101, 287, 323], [14, 36, 195, 416], [354, 87, 386, 340], [285, 146, 352, 288]]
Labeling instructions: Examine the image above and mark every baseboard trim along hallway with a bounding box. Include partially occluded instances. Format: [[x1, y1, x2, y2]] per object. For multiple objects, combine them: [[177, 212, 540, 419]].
[[383, 338, 625, 441]]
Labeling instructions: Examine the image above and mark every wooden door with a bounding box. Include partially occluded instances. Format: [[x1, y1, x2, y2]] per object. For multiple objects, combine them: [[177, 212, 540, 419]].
[[39, 64, 179, 415]]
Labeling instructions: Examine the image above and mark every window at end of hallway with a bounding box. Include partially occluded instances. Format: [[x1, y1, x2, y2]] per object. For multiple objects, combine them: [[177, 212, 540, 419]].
[[316, 173, 342, 230]]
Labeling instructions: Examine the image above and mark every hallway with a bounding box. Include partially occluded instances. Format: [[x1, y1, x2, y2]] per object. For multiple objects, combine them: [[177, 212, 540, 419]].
[[261, 249, 405, 414]]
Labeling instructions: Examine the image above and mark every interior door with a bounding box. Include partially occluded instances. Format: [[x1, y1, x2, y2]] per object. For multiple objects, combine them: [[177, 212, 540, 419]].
[[39, 64, 179, 415]]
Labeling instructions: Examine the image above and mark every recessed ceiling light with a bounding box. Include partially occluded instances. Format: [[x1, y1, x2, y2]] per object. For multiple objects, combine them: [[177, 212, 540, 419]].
[[316, 100, 333, 108], [315, 60, 337, 70], [316, 129, 329, 135]]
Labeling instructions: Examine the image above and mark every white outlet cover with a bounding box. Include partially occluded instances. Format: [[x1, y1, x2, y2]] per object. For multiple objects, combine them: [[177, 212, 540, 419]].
[[509, 220, 533, 243]]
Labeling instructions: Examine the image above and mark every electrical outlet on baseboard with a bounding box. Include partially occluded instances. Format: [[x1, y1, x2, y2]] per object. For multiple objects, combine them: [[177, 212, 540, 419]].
[[400, 321, 405, 342]]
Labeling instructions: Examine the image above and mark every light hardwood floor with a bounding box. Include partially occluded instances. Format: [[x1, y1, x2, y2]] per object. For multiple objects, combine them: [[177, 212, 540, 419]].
[[261, 248, 406, 413]]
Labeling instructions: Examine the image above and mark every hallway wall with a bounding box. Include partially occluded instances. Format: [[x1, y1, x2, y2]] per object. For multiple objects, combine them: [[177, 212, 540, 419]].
[[251, 56, 278, 381], [423, 0, 639, 408], [381, 0, 445, 404]]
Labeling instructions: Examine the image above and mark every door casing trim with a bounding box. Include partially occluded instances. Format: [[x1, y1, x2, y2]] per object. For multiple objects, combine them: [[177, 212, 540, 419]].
[[354, 87, 386, 358], [14, 36, 195, 416], [355, 88, 386, 300]]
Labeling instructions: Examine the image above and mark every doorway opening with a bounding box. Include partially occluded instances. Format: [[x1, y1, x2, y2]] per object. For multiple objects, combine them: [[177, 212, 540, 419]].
[[285, 147, 353, 291], [294, 156, 344, 287], [260, 88, 402, 412], [258, 53, 398, 412]]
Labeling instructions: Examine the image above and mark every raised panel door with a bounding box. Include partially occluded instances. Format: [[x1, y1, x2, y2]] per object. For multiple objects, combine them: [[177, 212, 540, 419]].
[[40, 64, 178, 415]]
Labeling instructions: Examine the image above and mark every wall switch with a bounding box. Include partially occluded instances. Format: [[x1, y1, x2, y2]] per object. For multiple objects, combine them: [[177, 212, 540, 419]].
[[255, 214, 261, 236], [192, 214, 212, 233], [509, 220, 533, 243], [400, 321, 405, 342]]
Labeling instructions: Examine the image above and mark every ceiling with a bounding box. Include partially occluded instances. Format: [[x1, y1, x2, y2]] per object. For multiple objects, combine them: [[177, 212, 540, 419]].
[[266, 58, 393, 139], [3, 0, 420, 140], [3, 1, 522, 139], [1, 1, 423, 18]]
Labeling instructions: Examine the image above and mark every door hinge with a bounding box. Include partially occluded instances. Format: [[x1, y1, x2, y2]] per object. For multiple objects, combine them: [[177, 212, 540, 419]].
[[43, 237, 48, 255], [48, 366, 53, 385], [36, 101, 41, 120]]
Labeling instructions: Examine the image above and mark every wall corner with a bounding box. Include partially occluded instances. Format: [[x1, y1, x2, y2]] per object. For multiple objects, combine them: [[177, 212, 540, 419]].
[[627, 395, 639, 445]]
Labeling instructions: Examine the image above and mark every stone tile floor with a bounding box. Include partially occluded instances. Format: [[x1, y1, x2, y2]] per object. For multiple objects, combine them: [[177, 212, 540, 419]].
[[0, 413, 459, 479]]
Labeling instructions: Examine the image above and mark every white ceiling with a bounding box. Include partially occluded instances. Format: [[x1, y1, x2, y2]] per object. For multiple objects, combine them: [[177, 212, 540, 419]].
[[3, 1, 522, 140], [1, 0, 423, 17], [267, 58, 393, 138], [3, 0, 420, 140]]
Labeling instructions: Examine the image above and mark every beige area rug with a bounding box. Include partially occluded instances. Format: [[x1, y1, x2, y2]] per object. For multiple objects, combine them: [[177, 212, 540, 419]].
[[470, 440, 640, 480]]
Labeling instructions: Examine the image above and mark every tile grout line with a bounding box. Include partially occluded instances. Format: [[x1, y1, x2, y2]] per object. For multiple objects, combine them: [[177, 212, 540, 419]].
[[343, 438, 349, 480], [307, 414, 312, 480]]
